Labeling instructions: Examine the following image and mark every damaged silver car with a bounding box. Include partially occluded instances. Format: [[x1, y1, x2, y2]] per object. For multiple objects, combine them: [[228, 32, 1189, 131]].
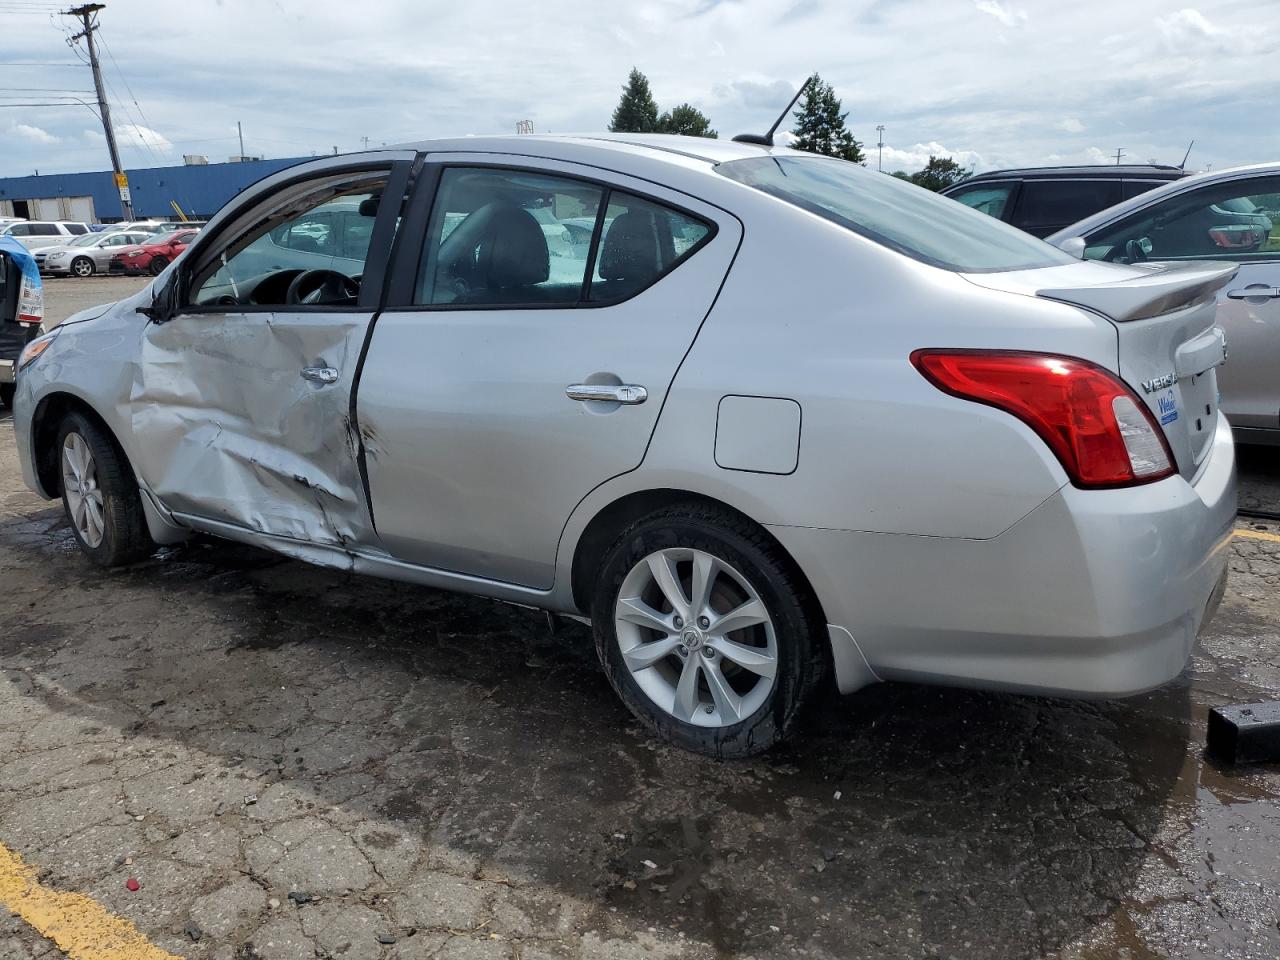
[[11, 135, 1236, 757]]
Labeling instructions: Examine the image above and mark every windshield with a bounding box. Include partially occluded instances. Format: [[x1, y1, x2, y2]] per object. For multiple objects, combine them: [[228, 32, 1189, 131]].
[[717, 155, 1075, 273], [69, 234, 101, 247], [140, 232, 169, 244]]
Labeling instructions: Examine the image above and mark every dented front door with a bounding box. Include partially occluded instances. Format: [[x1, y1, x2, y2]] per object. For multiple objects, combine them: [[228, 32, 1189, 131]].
[[129, 309, 374, 547], [125, 159, 411, 549]]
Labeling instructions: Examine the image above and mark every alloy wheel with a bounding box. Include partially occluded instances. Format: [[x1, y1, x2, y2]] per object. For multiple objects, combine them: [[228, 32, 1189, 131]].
[[61, 432, 105, 548], [72, 257, 93, 278], [613, 547, 778, 728]]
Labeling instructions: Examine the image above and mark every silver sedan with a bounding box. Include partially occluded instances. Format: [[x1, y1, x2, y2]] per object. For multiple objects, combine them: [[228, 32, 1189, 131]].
[[37, 229, 156, 277], [10, 135, 1236, 756]]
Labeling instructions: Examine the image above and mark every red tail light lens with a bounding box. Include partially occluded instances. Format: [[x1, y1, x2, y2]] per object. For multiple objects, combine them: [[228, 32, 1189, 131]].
[[911, 350, 1176, 489]]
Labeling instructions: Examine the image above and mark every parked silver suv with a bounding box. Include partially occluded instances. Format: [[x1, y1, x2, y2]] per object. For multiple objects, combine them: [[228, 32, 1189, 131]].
[[10, 135, 1235, 756], [0, 220, 91, 251]]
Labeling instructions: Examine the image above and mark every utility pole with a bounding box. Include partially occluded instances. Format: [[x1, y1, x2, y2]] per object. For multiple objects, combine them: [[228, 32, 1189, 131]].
[[237, 121, 245, 157], [876, 124, 885, 172], [65, 3, 133, 219], [1112, 147, 1125, 165]]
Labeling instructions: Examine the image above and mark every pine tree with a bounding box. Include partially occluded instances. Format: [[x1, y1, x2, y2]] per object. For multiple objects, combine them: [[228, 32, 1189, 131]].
[[658, 103, 718, 138], [790, 73, 865, 163], [610, 68, 660, 134]]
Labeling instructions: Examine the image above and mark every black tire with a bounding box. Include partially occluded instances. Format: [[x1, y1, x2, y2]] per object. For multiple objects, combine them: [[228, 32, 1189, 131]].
[[591, 502, 826, 758], [70, 256, 94, 278], [0, 383, 13, 409], [148, 256, 169, 276], [56, 411, 156, 567]]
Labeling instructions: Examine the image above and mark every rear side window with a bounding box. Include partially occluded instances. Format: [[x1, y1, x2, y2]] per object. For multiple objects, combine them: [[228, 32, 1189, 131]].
[[947, 182, 1017, 220], [589, 192, 710, 302], [417, 167, 712, 307], [1122, 180, 1167, 201], [1013, 179, 1121, 232], [64, 223, 88, 235], [28, 224, 59, 236], [717, 155, 1071, 273]]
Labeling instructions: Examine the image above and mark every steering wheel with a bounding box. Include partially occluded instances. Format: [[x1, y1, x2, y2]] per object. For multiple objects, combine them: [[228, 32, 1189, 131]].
[[285, 269, 359, 306]]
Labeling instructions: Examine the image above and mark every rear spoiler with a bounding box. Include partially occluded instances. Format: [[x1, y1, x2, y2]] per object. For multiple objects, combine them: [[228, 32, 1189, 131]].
[[1037, 261, 1237, 322]]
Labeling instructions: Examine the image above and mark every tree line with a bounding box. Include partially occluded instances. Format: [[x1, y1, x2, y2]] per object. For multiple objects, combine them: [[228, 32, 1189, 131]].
[[607, 68, 969, 190]]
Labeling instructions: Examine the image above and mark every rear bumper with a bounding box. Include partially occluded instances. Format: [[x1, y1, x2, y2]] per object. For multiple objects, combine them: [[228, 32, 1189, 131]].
[[773, 415, 1237, 697]]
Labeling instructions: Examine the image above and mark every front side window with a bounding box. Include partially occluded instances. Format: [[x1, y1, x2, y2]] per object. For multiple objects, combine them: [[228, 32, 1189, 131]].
[[31, 224, 60, 236], [416, 167, 713, 307], [718, 155, 1071, 273], [1084, 176, 1280, 264], [191, 173, 389, 308], [948, 182, 1017, 220]]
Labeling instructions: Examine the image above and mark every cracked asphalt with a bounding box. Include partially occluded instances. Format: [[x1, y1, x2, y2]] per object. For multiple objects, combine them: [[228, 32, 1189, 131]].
[[2, 278, 1280, 960]]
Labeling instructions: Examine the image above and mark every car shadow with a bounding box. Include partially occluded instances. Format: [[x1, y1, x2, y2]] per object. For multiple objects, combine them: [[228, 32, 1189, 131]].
[[0, 511, 1190, 959]]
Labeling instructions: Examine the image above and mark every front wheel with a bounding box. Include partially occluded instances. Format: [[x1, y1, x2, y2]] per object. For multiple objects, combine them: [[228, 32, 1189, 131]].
[[592, 504, 826, 758], [71, 256, 94, 278], [148, 256, 169, 276], [57, 412, 156, 567]]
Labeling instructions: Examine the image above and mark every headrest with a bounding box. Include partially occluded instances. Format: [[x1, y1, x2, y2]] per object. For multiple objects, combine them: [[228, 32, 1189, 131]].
[[475, 204, 549, 289], [599, 209, 670, 281]]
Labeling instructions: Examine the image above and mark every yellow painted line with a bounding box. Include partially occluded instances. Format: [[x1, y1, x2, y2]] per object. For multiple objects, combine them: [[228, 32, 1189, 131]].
[[0, 842, 180, 960], [1235, 527, 1280, 543]]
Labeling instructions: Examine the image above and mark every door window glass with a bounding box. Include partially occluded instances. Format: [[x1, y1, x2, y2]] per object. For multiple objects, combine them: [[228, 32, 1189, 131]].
[[65, 223, 88, 235], [947, 182, 1016, 219], [588, 192, 710, 302], [1084, 177, 1280, 263], [191, 174, 389, 308], [418, 168, 604, 306], [1013, 179, 1121, 232]]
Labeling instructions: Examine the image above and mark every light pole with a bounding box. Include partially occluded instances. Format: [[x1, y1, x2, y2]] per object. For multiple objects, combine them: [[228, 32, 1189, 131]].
[[876, 125, 885, 172]]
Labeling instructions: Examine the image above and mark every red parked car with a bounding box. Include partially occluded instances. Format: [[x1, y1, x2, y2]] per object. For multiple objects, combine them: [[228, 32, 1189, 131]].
[[110, 229, 200, 276]]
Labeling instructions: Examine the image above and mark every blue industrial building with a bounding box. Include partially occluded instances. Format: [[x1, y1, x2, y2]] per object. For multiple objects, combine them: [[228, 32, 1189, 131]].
[[0, 156, 308, 223]]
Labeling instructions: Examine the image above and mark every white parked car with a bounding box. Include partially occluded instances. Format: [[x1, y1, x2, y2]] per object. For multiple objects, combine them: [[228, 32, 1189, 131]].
[[0, 220, 91, 251]]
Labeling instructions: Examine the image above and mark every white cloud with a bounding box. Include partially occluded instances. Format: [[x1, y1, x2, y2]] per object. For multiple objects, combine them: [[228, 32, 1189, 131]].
[[973, 0, 1027, 27], [11, 123, 57, 144], [114, 123, 175, 154], [1058, 118, 1085, 133], [877, 142, 987, 175]]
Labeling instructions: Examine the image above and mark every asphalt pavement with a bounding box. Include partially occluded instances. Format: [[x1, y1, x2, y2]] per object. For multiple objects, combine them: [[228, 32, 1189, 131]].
[[2, 277, 1279, 960]]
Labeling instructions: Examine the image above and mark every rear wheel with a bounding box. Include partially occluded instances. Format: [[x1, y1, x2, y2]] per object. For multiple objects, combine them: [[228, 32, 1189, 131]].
[[70, 256, 94, 278], [57, 412, 155, 567], [148, 256, 169, 276], [592, 503, 825, 758]]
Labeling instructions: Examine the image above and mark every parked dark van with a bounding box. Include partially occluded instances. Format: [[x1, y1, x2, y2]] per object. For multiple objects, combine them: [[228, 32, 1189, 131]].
[[942, 165, 1189, 238]]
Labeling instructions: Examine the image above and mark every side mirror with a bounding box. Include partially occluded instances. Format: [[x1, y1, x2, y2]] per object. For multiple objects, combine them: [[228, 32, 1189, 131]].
[[1056, 236, 1087, 259], [137, 271, 178, 324]]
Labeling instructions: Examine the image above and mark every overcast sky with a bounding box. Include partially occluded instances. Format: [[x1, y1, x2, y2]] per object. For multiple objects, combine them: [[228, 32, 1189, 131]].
[[1, 0, 1275, 178]]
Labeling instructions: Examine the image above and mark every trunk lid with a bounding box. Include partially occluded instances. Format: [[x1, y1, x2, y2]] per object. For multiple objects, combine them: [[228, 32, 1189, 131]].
[[964, 259, 1236, 481]]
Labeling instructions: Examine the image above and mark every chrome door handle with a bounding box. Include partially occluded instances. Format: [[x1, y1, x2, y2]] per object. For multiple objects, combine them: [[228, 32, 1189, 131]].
[[565, 383, 648, 404], [1226, 285, 1280, 300], [301, 366, 339, 384]]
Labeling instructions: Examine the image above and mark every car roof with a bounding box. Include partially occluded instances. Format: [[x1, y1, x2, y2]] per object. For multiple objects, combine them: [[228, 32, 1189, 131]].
[[1044, 161, 1280, 243], [953, 164, 1186, 186], [387, 133, 794, 166]]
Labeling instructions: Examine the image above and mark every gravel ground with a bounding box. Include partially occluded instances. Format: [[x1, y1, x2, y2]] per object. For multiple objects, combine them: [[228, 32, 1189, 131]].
[[1, 279, 1279, 960]]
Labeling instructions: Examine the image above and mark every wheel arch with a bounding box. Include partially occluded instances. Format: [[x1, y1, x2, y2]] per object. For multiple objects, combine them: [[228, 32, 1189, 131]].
[[568, 487, 829, 630], [30, 391, 120, 498]]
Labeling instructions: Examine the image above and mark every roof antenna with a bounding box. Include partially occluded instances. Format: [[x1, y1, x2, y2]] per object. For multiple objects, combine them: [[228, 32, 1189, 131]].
[[1178, 139, 1195, 170], [732, 75, 816, 147]]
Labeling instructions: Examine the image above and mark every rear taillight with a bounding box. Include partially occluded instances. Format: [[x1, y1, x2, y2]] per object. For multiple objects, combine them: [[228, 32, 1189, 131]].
[[911, 350, 1176, 489]]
